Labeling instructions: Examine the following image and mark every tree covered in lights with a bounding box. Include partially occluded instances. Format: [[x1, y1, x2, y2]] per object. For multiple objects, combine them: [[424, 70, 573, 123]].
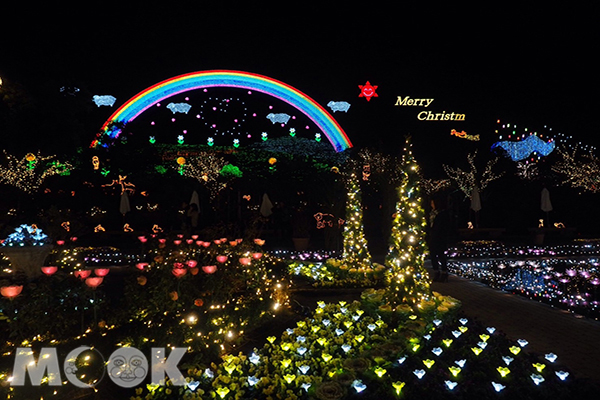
[[384, 136, 431, 306], [0, 151, 72, 194], [341, 170, 372, 268]]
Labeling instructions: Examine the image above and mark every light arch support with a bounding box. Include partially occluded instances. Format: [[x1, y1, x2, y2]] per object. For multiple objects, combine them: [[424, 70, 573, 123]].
[[92, 70, 352, 152]]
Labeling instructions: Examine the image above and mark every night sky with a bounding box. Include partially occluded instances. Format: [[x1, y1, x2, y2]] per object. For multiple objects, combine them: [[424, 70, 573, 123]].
[[1, 4, 598, 175]]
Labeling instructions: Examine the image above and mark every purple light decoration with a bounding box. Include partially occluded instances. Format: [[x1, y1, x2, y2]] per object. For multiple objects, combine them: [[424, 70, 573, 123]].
[[566, 269, 577, 277], [591, 278, 600, 286]]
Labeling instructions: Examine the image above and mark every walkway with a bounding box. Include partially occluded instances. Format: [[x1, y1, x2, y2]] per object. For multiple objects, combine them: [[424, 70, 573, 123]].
[[427, 263, 600, 388]]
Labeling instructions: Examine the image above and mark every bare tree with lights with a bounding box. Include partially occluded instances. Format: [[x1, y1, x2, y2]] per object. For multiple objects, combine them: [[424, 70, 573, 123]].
[[442, 150, 504, 198], [551, 146, 600, 192], [0, 151, 72, 194]]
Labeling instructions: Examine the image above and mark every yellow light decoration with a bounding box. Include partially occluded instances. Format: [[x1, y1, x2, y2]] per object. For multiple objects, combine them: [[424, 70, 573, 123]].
[[423, 359, 435, 369], [283, 374, 295, 384], [448, 366, 461, 377], [268, 157, 277, 165], [176, 157, 186, 165], [458, 326, 468, 333], [280, 342, 292, 351], [471, 347, 483, 356], [266, 336, 276, 344], [479, 334, 490, 342], [317, 338, 328, 346], [280, 359, 292, 368], [443, 339, 453, 347], [497, 367, 511, 377], [532, 363, 546, 373], [355, 335, 364, 343], [223, 364, 236, 374], [216, 387, 230, 399], [392, 381, 406, 395], [509, 346, 521, 355], [373, 366, 387, 378], [321, 353, 333, 362]]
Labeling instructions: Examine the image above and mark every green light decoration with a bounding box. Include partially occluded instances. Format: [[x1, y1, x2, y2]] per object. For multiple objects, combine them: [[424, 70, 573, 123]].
[[220, 164, 243, 179], [149, 136, 156, 144], [315, 133, 322, 142], [289, 128, 296, 137]]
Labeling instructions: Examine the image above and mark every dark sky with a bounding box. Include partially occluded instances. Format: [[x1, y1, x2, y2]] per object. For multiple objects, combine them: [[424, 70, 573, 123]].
[[1, 3, 598, 173]]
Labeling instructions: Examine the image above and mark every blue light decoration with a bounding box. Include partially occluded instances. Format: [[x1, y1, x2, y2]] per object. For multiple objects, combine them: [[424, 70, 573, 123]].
[[1, 224, 49, 247], [92, 95, 116, 107], [327, 101, 351, 113], [491, 134, 555, 161], [166, 102, 192, 114], [267, 113, 291, 125]]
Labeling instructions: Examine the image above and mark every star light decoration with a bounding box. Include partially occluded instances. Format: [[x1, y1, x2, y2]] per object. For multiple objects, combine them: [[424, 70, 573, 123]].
[[358, 81, 378, 101], [0, 151, 72, 193]]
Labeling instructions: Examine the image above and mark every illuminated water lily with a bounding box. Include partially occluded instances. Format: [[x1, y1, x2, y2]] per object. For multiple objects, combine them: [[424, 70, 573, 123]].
[[448, 366, 461, 377], [267, 336, 276, 344], [497, 367, 511, 377], [455, 359, 466, 368], [187, 380, 200, 391], [343, 320, 353, 329], [247, 376, 259, 386], [478, 341, 488, 349], [340, 307, 348, 314], [479, 334, 490, 342], [423, 334, 431, 341], [487, 327, 496, 334], [297, 321, 306, 328], [459, 318, 468, 325], [280, 359, 292, 368], [413, 369, 426, 379], [433, 319, 442, 326], [517, 339, 529, 347], [352, 379, 367, 393], [423, 359, 435, 369], [322, 353, 333, 362], [280, 342, 292, 351], [452, 330, 462, 338], [367, 324, 377, 331], [458, 326, 468, 333], [297, 346, 307, 355], [317, 338, 328, 346], [355, 335, 365, 343], [296, 335, 306, 343], [341, 344, 352, 353], [301, 383, 311, 391], [204, 368, 214, 379], [223, 363, 236, 374], [431, 347, 443, 356], [397, 356, 407, 365], [392, 381, 406, 395], [322, 319, 331, 326], [412, 344, 421, 352], [492, 382, 506, 392], [443, 338, 453, 347], [311, 326, 321, 333], [555, 371, 569, 381], [352, 314, 361, 321], [531, 374, 545, 385], [445, 380, 458, 390], [545, 353, 558, 363], [335, 328, 344, 336]]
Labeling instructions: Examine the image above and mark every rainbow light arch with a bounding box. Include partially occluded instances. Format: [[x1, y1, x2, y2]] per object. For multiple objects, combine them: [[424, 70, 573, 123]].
[[93, 70, 352, 152]]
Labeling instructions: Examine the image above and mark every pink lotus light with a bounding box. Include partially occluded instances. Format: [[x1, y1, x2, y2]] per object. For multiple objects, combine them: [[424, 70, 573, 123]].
[[213, 240, 222, 245], [41, 266, 58, 276], [174, 240, 182, 245], [236, 238, 243, 243], [591, 278, 600, 286], [202, 265, 217, 274], [172, 268, 187, 278], [158, 238, 167, 244], [95, 268, 110, 277], [56, 240, 65, 246], [136, 262, 149, 271], [85, 277, 104, 289], [186, 239, 194, 244], [229, 241, 238, 247], [216, 255, 228, 263], [173, 262, 185, 269], [252, 252, 263, 260], [70, 237, 78, 242], [202, 241, 211, 247], [138, 236, 147, 243], [74, 270, 92, 279], [566, 269, 577, 277], [177, 234, 184, 238], [191, 235, 199, 240], [186, 260, 198, 268], [580, 271, 591, 279], [239, 257, 251, 266], [1, 285, 23, 299]]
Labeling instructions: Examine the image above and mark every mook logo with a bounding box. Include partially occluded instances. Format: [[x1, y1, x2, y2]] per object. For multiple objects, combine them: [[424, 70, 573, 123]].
[[11, 346, 186, 388]]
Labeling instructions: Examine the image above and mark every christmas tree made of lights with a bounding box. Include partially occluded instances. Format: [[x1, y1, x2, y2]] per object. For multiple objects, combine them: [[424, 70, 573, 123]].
[[341, 170, 372, 268], [384, 136, 431, 305]]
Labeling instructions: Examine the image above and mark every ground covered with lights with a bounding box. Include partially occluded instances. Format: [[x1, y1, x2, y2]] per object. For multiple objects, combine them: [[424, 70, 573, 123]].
[[2, 138, 600, 400]]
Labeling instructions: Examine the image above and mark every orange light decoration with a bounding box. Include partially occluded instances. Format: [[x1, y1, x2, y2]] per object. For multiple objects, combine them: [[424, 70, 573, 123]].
[[253, 239, 265, 246], [239, 257, 251, 266], [136, 262, 148, 271], [74, 270, 92, 279], [172, 268, 187, 278], [252, 252, 263, 260], [92, 156, 100, 170], [123, 223, 134, 232], [1, 285, 23, 299], [41, 266, 58, 276], [94, 225, 106, 232], [85, 277, 104, 289], [202, 265, 217, 274], [152, 224, 163, 233], [268, 157, 277, 165]]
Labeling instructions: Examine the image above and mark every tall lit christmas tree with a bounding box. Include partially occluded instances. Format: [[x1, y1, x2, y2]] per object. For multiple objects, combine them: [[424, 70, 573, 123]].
[[384, 136, 431, 306], [342, 170, 372, 268]]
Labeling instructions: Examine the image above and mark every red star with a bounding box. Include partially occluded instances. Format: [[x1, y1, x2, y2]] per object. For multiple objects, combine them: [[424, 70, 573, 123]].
[[358, 81, 378, 101]]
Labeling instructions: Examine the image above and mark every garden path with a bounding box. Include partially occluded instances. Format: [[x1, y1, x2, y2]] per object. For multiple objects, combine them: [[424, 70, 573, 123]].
[[427, 262, 600, 389]]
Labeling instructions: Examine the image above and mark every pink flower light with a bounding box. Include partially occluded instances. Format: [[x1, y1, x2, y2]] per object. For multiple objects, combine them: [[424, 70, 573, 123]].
[[94, 268, 110, 277], [74, 270, 92, 279], [85, 277, 104, 289], [202, 265, 217, 274], [216, 255, 228, 263], [239, 257, 251, 266], [172, 268, 187, 278], [1, 285, 23, 299]]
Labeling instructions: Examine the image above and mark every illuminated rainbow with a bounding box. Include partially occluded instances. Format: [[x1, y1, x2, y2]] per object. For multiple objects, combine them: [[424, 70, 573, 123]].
[[93, 70, 352, 152]]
